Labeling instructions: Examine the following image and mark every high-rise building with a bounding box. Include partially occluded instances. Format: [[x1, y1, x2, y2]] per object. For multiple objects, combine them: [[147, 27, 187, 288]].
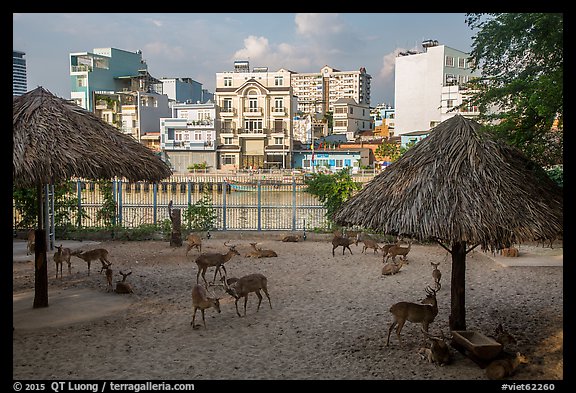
[[291, 65, 371, 116], [13, 50, 27, 96], [394, 40, 481, 135]]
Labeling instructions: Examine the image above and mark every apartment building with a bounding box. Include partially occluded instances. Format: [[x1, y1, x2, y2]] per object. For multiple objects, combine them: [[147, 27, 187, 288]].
[[291, 65, 371, 116], [394, 40, 481, 135], [214, 61, 295, 170], [157, 77, 214, 105], [13, 50, 27, 96], [159, 101, 218, 172], [332, 98, 372, 141]]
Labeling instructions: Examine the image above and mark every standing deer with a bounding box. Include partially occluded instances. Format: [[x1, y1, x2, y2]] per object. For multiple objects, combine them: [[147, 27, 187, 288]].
[[191, 284, 221, 329], [26, 229, 35, 255], [331, 233, 355, 256], [224, 273, 272, 317], [115, 271, 133, 294], [356, 233, 381, 254], [485, 352, 529, 380], [385, 240, 413, 263], [71, 248, 111, 275], [431, 262, 442, 290], [185, 233, 202, 256], [386, 284, 440, 346], [53, 244, 72, 279], [194, 241, 240, 286], [104, 264, 113, 291]]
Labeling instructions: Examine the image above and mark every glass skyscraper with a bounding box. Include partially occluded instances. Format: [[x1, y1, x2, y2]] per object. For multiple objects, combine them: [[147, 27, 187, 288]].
[[13, 50, 27, 96]]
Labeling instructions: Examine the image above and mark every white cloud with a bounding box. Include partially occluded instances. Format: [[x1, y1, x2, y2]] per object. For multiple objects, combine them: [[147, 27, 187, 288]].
[[233, 36, 269, 59], [232, 36, 312, 71], [295, 13, 344, 36]]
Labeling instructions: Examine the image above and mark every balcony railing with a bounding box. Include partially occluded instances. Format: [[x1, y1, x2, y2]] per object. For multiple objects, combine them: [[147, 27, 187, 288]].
[[237, 128, 265, 135], [220, 107, 236, 116], [71, 65, 92, 73], [243, 107, 263, 116]]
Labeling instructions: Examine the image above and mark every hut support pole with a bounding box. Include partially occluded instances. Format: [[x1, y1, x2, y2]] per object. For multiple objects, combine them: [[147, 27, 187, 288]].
[[449, 241, 467, 330], [33, 184, 49, 308]]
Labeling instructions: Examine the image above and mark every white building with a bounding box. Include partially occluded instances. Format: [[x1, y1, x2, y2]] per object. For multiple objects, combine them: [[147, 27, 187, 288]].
[[159, 101, 218, 172], [394, 40, 481, 135], [215, 61, 295, 170], [332, 98, 372, 141]]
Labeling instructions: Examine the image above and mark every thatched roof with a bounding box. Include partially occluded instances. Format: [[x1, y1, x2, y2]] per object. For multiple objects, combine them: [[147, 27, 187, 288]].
[[334, 115, 563, 250], [13, 86, 172, 188]]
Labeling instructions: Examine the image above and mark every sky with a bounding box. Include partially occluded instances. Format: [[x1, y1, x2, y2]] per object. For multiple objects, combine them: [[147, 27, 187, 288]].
[[13, 13, 478, 106]]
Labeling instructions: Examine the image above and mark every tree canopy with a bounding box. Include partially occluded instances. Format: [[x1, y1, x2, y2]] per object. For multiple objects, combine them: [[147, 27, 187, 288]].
[[465, 13, 563, 167]]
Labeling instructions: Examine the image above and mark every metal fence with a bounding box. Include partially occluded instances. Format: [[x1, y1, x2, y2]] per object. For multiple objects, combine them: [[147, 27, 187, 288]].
[[14, 178, 330, 232]]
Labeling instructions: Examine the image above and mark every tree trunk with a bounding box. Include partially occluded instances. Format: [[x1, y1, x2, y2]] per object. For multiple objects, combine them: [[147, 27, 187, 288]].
[[169, 207, 182, 247], [33, 228, 48, 308], [449, 241, 467, 330]]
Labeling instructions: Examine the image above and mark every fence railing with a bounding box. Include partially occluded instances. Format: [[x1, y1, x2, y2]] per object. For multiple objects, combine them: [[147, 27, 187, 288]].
[[13, 178, 330, 232]]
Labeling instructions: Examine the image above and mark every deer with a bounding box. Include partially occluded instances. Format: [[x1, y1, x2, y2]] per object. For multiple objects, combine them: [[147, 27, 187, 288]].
[[490, 323, 517, 347], [185, 233, 202, 256], [191, 284, 221, 329], [381, 259, 405, 275], [501, 247, 519, 257], [70, 248, 111, 275], [245, 242, 278, 258], [26, 229, 35, 255], [418, 328, 452, 366], [380, 242, 396, 257], [356, 233, 381, 254], [386, 284, 440, 346], [431, 262, 442, 290], [53, 244, 72, 279], [223, 273, 272, 317], [385, 240, 413, 264], [281, 234, 300, 242], [332, 233, 355, 256], [115, 270, 133, 294], [485, 352, 529, 380], [194, 241, 240, 287], [104, 264, 113, 291]]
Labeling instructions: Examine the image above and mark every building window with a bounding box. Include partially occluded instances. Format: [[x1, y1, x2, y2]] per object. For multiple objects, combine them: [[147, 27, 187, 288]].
[[244, 119, 263, 131], [445, 56, 455, 67], [349, 107, 354, 114], [445, 74, 457, 85], [194, 131, 202, 141], [303, 159, 311, 168], [222, 154, 235, 165], [458, 58, 466, 68], [447, 100, 454, 109], [335, 159, 343, 167], [275, 76, 283, 86], [224, 137, 233, 145], [223, 98, 232, 112], [274, 137, 283, 145], [224, 77, 232, 87], [274, 98, 283, 110], [249, 98, 258, 112]]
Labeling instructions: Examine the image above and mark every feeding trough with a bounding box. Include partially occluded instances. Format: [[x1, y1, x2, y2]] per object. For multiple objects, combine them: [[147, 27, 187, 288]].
[[451, 330, 503, 365]]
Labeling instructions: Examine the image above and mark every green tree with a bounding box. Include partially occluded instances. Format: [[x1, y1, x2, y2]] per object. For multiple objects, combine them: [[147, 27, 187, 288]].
[[465, 13, 563, 167], [304, 168, 361, 222], [184, 189, 217, 231]]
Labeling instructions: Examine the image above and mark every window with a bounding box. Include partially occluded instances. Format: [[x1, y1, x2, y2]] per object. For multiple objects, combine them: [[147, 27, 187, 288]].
[[223, 120, 233, 132], [274, 137, 283, 145], [445, 56, 455, 67], [458, 58, 466, 68], [222, 154, 235, 165], [303, 159, 311, 168], [224, 76, 232, 87], [445, 74, 457, 85], [249, 98, 258, 112], [335, 159, 343, 167], [349, 107, 353, 114], [274, 98, 283, 111], [77, 76, 86, 87], [244, 119, 263, 131], [275, 76, 283, 86], [224, 137, 233, 145], [194, 131, 202, 141]]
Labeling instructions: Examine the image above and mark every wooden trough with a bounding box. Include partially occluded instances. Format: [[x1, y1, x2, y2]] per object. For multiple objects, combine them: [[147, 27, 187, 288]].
[[451, 330, 503, 367]]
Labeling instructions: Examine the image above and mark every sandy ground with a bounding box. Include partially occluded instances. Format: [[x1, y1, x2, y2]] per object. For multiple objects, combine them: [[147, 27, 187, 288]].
[[12, 233, 563, 381]]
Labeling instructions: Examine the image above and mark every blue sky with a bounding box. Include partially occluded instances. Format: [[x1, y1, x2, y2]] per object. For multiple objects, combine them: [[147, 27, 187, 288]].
[[13, 13, 477, 106]]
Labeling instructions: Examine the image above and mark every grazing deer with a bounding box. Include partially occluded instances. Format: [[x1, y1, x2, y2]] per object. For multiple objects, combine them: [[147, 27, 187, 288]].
[[26, 229, 35, 255], [501, 247, 519, 257], [385, 240, 413, 264], [246, 242, 278, 258], [71, 248, 111, 275], [191, 284, 221, 329], [332, 233, 355, 256], [431, 262, 442, 290], [418, 328, 452, 366], [386, 284, 440, 346], [53, 244, 72, 279], [185, 233, 202, 256], [381, 260, 405, 275], [281, 234, 300, 242], [194, 241, 240, 286], [490, 323, 517, 347], [224, 273, 272, 317], [485, 352, 529, 380], [115, 271, 133, 294]]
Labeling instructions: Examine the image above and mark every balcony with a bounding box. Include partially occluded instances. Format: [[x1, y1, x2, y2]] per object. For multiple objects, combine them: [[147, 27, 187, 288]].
[[71, 65, 92, 73], [243, 107, 263, 117], [271, 107, 286, 116], [237, 128, 266, 138], [220, 107, 236, 116]]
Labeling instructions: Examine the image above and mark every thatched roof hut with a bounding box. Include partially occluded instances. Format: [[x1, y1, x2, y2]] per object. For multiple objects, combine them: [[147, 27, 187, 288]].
[[13, 86, 172, 187], [334, 114, 563, 329], [13, 86, 172, 308]]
